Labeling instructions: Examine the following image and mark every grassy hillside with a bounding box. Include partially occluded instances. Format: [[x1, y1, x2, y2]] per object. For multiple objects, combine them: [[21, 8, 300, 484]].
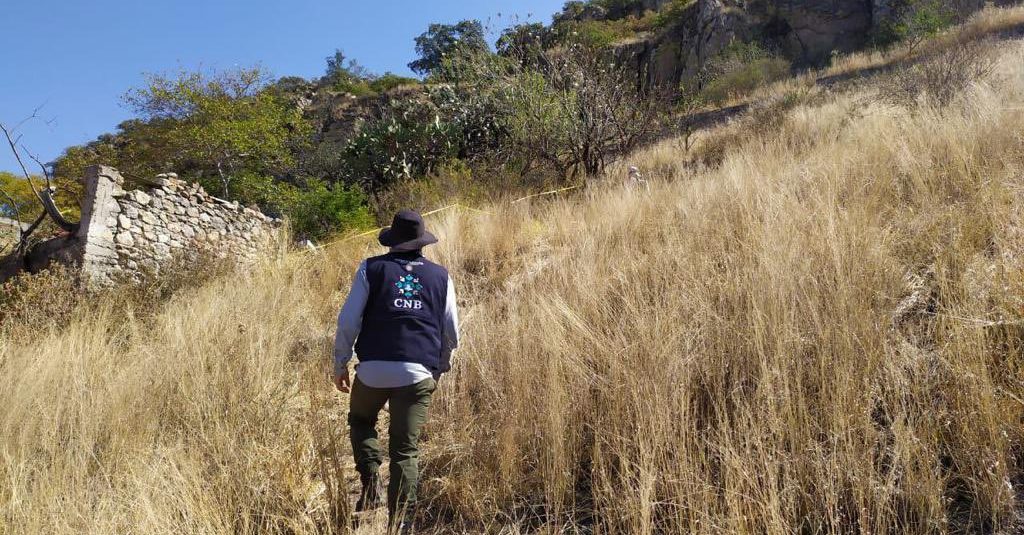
[[4, 7, 1024, 533]]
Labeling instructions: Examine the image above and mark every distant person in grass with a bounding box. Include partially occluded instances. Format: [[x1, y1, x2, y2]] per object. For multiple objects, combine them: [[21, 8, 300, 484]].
[[333, 209, 459, 534]]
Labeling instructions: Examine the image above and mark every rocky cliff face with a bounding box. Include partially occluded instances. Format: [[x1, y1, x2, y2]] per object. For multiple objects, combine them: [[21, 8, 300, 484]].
[[615, 0, 985, 90]]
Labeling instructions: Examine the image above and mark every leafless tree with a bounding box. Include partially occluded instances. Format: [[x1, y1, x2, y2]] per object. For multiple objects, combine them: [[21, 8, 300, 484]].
[[508, 44, 667, 178], [0, 116, 79, 261], [444, 41, 667, 180]]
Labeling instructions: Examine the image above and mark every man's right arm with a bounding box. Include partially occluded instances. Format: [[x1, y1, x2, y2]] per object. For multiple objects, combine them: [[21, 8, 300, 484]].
[[334, 261, 369, 379], [437, 275, 460, 379]]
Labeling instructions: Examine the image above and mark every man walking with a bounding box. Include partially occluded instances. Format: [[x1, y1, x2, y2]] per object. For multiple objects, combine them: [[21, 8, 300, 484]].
[[333, 209, 459, 534]]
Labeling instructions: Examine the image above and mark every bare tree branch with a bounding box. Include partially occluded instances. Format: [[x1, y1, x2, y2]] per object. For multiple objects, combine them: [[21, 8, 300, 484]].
[[23, 149, 55, 192], [23, 149, 78, 233], [0, 115, 80, 247], [8, 210, 49, 257], [0, 121, 44, 204], [11, 102, 48, 132]]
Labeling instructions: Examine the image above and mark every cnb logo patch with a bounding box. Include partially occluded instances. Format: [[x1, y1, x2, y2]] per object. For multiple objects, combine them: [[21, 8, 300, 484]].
[[394, 274, 423, 298], [393, 274, 424, 309]]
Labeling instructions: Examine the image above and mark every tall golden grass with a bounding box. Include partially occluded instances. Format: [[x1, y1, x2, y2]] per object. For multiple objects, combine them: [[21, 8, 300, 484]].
[[4, 8, 1024, 533]]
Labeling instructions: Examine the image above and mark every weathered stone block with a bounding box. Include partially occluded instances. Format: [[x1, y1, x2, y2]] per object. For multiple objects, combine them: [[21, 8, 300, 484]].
[[115, 232, 134, 246]]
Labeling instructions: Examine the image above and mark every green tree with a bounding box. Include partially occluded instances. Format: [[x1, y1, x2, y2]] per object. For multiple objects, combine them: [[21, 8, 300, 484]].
[[323, 49, 376, 95], [898, 0, 955, 53], [122, 66, 310, 199], [0, 172, 37, 220], [448, 44, 666, 178], [408, 20, 489, 76], [873, 0, 955, 51], [55, 119, 179, 186], [497, 23, 552, 66]]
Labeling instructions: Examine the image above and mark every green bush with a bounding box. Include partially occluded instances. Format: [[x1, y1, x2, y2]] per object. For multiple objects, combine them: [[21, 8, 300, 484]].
[[368, 73, 420, 93], [211, 172, 301, 217], [873, 0, 955, 51], [339, 96, 462, 193], [289, 179, 374, 241], [572, 19, 635, 47], [556, 14, 659, 48], [699, 41, 791, 104], [456, 43, 664, 177], [650, 0, 694, 30], [330, 78, 376, 97], [334, 81, 506, 194]]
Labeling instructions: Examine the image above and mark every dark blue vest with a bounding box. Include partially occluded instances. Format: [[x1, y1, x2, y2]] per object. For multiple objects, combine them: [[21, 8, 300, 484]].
[[354, 252, 449, 372]]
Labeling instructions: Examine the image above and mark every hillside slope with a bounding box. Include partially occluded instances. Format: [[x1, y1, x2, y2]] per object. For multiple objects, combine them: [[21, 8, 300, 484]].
[[4, 8, 1024, 533]]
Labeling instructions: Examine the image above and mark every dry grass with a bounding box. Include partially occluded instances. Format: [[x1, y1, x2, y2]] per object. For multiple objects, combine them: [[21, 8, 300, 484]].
[[817, 4, 1024, 83], [5, 11, 1024, 534]]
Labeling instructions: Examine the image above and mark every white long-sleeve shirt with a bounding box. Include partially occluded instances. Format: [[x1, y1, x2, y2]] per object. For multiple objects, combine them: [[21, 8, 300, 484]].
[[334, 259, 459, 388]]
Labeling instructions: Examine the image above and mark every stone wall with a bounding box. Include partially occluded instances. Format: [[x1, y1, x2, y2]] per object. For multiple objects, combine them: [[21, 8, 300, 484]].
[[78, 165, 278, 287]]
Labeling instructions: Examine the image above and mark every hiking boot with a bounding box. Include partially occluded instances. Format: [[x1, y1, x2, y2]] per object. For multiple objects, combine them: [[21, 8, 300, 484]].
[[355, 474, 382, 512]]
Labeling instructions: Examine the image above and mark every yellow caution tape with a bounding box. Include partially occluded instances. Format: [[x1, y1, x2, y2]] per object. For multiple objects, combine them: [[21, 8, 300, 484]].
[[307, 185, 581, 253]]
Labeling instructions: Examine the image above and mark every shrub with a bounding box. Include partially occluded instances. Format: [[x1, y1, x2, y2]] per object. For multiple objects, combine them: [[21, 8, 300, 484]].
[[875, 0, 957, 52], [594, 0, 644, 19], [443, 44, 666, 179], [650, 0, 695, 29], [368, 73, 420, 93], [699, 41, 792, 104], [882, 38, 998, 107], [0, 252, 232, 339], [371, 160, 481, 218], [0, 264, 81, 334], [554, 10, 667, 49], [497, 23, 554, 66], [288, 179, 374, 241], [339, 95, 464, 193], [211, 171, 301, 217], [560, 19, 636, 48]]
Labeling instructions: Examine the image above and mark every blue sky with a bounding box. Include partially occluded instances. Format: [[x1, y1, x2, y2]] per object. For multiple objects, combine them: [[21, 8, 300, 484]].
[[0, 0, 566, 175]]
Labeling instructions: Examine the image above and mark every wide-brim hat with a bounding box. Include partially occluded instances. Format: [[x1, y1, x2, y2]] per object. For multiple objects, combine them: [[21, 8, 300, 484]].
[[378, 209, 438, 252]]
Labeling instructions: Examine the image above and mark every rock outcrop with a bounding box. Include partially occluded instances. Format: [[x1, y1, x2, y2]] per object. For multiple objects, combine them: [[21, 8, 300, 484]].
[[612, 0, 987, 90]]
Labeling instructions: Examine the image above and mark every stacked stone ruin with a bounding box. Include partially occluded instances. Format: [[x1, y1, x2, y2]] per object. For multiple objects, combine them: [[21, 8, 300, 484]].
[[78, 165, 278, 286]]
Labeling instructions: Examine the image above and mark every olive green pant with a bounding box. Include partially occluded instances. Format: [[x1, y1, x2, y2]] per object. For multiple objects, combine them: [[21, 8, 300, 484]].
[[348, 375, 436, 522]]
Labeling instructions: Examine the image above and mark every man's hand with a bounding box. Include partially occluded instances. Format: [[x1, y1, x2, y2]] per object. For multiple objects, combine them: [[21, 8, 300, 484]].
[[334, 370, 352, 393]]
